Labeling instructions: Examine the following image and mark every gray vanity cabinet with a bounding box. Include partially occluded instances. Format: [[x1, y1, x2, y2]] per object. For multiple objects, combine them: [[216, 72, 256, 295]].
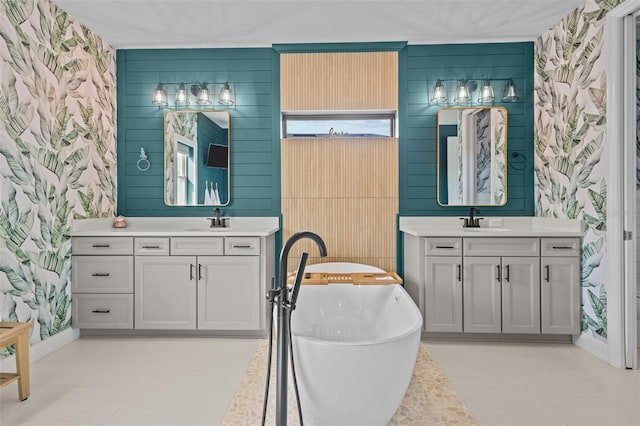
[[541, 239, 581, 334], [463, 257, 502, 333], [464, 238, 541, 334], [135, 255, 197, 330], [71, 237, 134, 329], [425, 256, 463, 332], [423, 238, 463, 332], [197, 256, 260, 330], [500, 257, 541, 334]]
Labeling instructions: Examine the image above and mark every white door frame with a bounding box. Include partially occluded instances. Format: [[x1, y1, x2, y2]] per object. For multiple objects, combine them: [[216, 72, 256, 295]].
[[607, 0, 639, 369]]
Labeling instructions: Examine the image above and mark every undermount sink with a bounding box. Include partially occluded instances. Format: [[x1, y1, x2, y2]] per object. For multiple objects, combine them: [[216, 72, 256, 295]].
[[462, 227, 511, 232]]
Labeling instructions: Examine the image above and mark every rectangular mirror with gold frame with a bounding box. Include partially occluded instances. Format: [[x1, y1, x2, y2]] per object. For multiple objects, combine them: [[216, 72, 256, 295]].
[[164, 110, 230, 206], [437, 107, 507, 206]]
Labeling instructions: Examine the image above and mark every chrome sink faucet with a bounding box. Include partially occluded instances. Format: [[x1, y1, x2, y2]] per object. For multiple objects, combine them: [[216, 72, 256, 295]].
[[461, 207, 483, 228]]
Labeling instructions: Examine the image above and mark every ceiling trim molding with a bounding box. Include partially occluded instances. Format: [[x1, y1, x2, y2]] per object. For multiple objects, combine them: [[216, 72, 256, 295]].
[[273, 41, 408, 54]]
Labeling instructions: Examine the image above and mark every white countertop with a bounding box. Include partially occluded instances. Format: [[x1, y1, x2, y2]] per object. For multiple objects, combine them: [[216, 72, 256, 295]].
[[71, 217, 280, 237], [399, 216, 583, 237]]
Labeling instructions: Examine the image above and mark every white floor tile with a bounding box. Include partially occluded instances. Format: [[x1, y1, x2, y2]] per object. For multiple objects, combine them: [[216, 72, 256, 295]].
[[1, 336, 638, 426]]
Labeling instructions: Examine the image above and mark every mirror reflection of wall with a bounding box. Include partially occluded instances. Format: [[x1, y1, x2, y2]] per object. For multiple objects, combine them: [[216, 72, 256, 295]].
[[164, 110, 230, 206], [437, 107, 507, 206]]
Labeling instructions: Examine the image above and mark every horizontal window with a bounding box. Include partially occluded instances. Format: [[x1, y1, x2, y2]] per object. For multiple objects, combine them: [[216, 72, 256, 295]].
[[283, 113, 396, 138]]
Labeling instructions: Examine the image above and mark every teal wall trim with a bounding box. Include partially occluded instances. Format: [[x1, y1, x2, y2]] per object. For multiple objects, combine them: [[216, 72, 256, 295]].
[[116, 48, 280, 217], [273, 41, 407, 53], [398, 42, 535, 217]]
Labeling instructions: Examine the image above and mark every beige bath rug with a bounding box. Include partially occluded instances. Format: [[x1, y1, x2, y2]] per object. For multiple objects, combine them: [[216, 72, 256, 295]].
[[221, 340, 476, 425]]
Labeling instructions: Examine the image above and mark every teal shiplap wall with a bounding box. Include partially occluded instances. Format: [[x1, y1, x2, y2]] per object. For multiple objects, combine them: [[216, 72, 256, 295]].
[[398, 42, 535, 216], [116, 48, 280, 216], [117, 43, 534, 219]]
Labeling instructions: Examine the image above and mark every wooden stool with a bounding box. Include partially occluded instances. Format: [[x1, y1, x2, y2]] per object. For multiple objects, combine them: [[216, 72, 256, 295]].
[[0, 322, 32, 401]]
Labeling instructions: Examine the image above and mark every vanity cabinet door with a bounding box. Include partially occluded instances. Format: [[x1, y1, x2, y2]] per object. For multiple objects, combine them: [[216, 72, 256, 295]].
[[424, 256, 462, 332], [463, 257, 502, 333], [501, 257, 541, 334], [197, 256, 261, 330], [135, 256, 197, 330], [541, 257, 580, 334]]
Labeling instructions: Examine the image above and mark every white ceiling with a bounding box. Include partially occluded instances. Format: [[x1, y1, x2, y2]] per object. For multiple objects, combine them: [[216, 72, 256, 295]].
[[52, 0, 585, 49]]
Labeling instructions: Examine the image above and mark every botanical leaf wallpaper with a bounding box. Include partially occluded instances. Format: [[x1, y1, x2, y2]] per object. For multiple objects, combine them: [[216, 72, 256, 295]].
[[534, 0, 625, 341], [0, 0, 115, 355]]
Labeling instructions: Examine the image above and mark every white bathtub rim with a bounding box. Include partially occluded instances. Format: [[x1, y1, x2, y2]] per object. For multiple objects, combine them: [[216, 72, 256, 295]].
[[304, 262, 386, 273]]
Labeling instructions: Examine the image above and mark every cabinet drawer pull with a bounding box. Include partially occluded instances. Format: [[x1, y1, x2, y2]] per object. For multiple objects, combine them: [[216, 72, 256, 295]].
[[232, 244, 252, 249], [496, 264, 501, 282], [505, 264, 510, 282], [91, 244, 111, 248], [91, 309, 110, 314], [552, 246, 573, 250], [91, 273, 110, 277], [456, 264, 461, 282], [142, 245, 161, 249], [545, 265, 550, 282], [190, 264, 195, 280], [198, 263, 203, 280], [435, 245, 455, 249]]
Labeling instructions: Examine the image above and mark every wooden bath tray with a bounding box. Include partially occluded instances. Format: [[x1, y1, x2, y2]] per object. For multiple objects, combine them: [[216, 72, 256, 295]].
[[286, 272, 403, 285]]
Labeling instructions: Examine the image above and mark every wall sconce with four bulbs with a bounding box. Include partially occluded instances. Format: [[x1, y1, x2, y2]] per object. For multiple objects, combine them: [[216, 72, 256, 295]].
[[430, 78, 519, 106], [152, 82, 235, 108]]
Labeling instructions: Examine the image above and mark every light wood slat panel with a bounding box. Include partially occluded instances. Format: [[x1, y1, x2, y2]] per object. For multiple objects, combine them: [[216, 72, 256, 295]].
[[281, 52, 398, 111], [282, 138, 398, 198], [281, 198, 397, 271]]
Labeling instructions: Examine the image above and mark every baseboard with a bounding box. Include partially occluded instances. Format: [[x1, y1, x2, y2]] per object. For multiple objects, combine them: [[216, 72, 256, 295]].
[[573, 332, 609, 364], [0, 327, 79, 370], [422, 332, 572, 343]]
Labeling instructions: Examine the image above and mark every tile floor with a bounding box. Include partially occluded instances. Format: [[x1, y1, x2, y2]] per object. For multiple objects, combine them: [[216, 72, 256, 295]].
[[0, 337, 260, 426], [0, 337, 638, 425], [426, 341, 640, 426]]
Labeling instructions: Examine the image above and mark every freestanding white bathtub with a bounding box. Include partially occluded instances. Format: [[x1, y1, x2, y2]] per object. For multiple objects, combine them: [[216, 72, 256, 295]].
[[290, 263, 423, 426]]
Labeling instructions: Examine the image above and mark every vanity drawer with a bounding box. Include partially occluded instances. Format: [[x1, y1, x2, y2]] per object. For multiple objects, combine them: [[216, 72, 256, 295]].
[[72, 237, 133, 255], [541, 238, 581, 257], [170, 237, 224, 255], [464, 237, 540, 257], [72, 294, 133, 329], [425, 238, 462, 256], [135, 237, 170, 255], [225, 237, 260, 255], [72, 256, 134, 293]]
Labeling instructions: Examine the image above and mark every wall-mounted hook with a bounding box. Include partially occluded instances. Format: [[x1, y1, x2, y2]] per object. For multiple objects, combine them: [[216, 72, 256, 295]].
[[137, 148, 150, 171], [510, 151, 526, 171]]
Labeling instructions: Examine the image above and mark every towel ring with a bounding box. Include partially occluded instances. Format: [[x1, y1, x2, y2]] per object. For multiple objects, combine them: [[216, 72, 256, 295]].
[[137, 148, 150, 171]]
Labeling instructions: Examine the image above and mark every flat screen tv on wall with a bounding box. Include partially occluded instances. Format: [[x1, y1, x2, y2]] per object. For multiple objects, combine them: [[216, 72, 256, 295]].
[[206, 144, 228, 168]]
